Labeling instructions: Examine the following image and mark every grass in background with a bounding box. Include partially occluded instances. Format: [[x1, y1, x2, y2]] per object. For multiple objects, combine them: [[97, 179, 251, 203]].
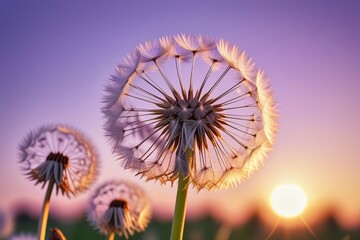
[[7, 211, 360, 240]]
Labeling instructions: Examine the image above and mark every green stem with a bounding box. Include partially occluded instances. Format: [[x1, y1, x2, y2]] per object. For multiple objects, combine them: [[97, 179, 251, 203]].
[[170, 172, 190, 240], [170, 149, 193, 240], [108, 232, 115, 240], [37, 180, 54, 240]]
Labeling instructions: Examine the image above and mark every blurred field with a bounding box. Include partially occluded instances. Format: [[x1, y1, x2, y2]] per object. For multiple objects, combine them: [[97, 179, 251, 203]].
[[4, 211, 360, 240]]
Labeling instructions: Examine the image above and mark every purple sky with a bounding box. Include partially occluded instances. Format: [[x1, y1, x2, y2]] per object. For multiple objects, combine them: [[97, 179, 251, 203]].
[[1, 0, 360, 228]]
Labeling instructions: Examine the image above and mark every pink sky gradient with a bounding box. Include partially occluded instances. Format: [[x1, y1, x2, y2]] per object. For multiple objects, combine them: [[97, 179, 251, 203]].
[[1, 0, 360, 229]]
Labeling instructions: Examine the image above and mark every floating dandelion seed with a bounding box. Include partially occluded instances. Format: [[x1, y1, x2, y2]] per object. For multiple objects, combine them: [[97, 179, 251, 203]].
[[18, 124, 98, 240], [103, 34, 277, 190], [19, 124, 98, 196], [87, 180, 151, 239]]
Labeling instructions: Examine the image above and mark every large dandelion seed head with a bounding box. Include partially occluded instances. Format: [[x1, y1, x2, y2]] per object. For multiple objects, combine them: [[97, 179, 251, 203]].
[[103, 34, 277, 190], [87, 180, 151, 238], [18, 124, 98, 196]]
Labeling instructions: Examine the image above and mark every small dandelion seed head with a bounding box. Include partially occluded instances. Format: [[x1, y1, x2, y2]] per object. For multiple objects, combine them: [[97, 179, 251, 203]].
[[87, 180, 151, 238], [18, 124, 98, 197], [103, 35, 278, 191]]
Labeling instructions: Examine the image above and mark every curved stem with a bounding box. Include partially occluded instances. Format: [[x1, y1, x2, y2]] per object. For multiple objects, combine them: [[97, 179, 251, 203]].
[[37, 179, 54, 240], [170, 149, 193, 240], [108, 232, 115, 240]]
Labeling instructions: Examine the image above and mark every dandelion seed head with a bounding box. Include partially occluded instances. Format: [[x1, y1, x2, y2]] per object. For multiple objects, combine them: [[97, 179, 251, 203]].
[[87, 180, 151, 238], [103, 34, 277, 190], [18, 124, 98, 197]]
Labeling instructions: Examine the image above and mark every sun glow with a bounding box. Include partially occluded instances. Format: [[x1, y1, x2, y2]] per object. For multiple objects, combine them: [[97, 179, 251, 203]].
[[271, 184, 307, 218]]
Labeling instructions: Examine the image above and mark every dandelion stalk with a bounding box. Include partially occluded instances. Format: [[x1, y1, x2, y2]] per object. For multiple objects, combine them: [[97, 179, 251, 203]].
[[170, 149, 193, 240], [170, 173, 190, 240], [37, 179, 54, 240], [108, 232, 115, 240]]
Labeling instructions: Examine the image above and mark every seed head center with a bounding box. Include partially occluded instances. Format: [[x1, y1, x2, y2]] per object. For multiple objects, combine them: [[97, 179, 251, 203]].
[[167, 97, 216, 123], [46, 152, 69, 168], [109, 199, 129, 210]]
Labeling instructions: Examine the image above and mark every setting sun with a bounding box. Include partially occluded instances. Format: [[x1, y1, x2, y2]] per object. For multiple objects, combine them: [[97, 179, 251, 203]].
[[271, 184, 307, 218]]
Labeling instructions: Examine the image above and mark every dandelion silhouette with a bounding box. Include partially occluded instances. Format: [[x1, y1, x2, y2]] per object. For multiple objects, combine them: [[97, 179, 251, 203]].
[[87, 180, 151, 239], [103, 34, 277, 239], [18, 124, 98, 240]]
